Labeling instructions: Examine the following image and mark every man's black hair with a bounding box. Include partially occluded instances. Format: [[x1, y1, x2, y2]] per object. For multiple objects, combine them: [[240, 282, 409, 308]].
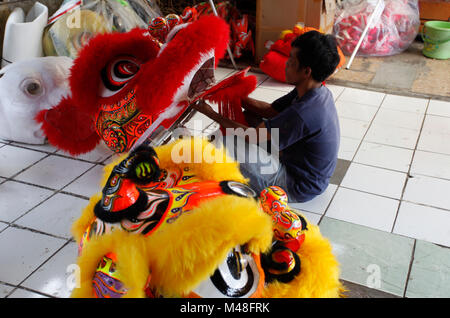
[[291, 31, 340, 82]]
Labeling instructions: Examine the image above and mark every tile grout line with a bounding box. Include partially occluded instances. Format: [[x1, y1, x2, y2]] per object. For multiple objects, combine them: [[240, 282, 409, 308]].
[[390, 98, 432, 233], [346, 94, 387, 164], [338, 185, 402, 202], [6, 163, 97, 226], [400, 199, 450, 214], [4, 239, 73, 298], [5, 285, 57, 299], [342, 136, 450, 168], [330, 183, 450, 231], [6, 140, 114, 165], [4, 178, 58, 192], [350, 161, 411, 175], [424, 112, 450, 120], [319, 90, 385, 226], [0, 221, 9, 235], [341, 137, 412, 151], [51, 151, 112, 165], [7, 188, 63, 226], [402, 239, 417, 298], [0, 280, 54, 298], [317, 185, 340, 225], [58, 163, 102, 195], [1, 152, 52, 181], [7, 142, 59, 155], [319, 94, 387, 225], [0, 159, 99, 244], [331, 85, 345, 102], [7, 223, 75, 241]]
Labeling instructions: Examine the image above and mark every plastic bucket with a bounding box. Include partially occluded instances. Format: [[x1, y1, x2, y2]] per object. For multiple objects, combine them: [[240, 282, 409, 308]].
[[421, 21, 450, 60]]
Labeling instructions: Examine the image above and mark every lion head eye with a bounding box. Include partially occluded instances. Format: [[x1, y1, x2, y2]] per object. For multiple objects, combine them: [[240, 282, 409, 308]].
[[99, 56, 141, 98], [21, 78, 44, 97]]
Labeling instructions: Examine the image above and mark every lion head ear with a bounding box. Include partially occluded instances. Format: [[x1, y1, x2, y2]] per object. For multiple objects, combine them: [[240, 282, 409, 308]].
[[35, 96, 100, 156]]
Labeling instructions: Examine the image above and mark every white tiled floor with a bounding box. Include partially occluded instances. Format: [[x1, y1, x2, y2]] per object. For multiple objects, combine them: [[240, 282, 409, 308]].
[[338, 87, 385, 106], [0, 146, 48, 178], [335, 100, 378, 122], [0, 227, 66, 285], [290, 184, 338, 215], [0, 66, 450, 298], [381, 94, 428, 114], [403, 175, 450, 210], [417, 115, 450, 155], [410, 150, 450, 179], [62, 165, 105, 198], [326, 187, 400, 232], [353, 142, 414, 173], [341, 163, 407, 199], [394, 202, 450, 247], [338, 137, 360, 161], [14, 193, 87, 239]]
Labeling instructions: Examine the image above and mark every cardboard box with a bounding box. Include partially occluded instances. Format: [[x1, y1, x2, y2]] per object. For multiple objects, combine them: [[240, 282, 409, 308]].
[[255, 0, 337, 62], [418, 0, 450, 32]]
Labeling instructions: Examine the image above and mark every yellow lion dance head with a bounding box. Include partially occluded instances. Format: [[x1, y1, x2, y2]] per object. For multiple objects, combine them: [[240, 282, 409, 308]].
[[71, 138, 344, 298]]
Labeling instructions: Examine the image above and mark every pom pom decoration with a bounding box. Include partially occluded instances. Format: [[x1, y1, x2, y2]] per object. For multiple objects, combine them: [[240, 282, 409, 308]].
[[165, 13, 182, 30], [148, 16, 170, 43], [180, 6, 198, 23], [260, 25, 346, 83]]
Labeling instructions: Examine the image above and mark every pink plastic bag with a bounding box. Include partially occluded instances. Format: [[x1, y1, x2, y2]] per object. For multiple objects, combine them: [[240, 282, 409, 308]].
[[334, 0, 420, 56]]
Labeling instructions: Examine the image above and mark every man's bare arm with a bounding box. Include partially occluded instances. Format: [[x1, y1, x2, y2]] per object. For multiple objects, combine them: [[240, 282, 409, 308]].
[[242, 97, 279, 119], [192, 100, 271, 144]]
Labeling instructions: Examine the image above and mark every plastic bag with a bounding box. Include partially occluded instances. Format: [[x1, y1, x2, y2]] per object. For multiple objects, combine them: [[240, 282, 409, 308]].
[[43, 0, 161, 58], [333, 0, 420, 56], [126, 0, 161, 24]]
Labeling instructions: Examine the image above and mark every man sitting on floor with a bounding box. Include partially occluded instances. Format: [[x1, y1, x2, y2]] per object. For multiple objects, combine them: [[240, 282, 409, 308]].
[[193, 30, 341, 202]]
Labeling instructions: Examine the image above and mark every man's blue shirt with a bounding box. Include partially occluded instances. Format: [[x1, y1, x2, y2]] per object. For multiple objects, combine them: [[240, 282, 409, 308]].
[[264, 85, 340, 202]]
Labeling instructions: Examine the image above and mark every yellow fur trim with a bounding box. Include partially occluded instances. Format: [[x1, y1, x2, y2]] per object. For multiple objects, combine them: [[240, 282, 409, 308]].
[[71, 231, 150, 298], [97, 138, 247, 191], [262, 221, 343, 298], [71, 195, 273, 298], [71, 193, 101, 242], [154, 137, 248, 184], [144, 195, 272, 297]]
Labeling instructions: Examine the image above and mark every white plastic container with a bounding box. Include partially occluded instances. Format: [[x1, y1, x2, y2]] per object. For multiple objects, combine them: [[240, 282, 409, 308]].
[[1, 2, 48, 68]]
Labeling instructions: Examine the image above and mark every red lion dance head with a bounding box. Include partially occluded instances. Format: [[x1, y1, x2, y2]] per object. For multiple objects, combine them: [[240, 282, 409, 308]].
[[37, 15, 256, 155]]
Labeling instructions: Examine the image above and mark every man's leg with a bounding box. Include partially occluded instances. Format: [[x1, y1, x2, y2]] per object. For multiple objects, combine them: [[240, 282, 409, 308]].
[[219, 135, 286, 195]]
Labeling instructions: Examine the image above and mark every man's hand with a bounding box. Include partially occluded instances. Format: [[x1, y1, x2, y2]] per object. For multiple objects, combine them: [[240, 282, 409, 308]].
[[190, 99, 270, 144], [192, 99, 216, 116], [240, 96, 279, 119]]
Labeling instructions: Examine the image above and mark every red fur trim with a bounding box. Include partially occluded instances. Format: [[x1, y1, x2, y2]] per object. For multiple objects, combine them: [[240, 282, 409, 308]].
[[137, 15, 230, 116], [35, 97, 100, 156], [69, 28, 160, 117], [260, 51, 287, 83], [204, 69, 257, 125]]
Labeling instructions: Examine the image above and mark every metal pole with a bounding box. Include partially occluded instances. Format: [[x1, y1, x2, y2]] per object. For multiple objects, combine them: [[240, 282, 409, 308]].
[[208, 0, 238, 70]]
